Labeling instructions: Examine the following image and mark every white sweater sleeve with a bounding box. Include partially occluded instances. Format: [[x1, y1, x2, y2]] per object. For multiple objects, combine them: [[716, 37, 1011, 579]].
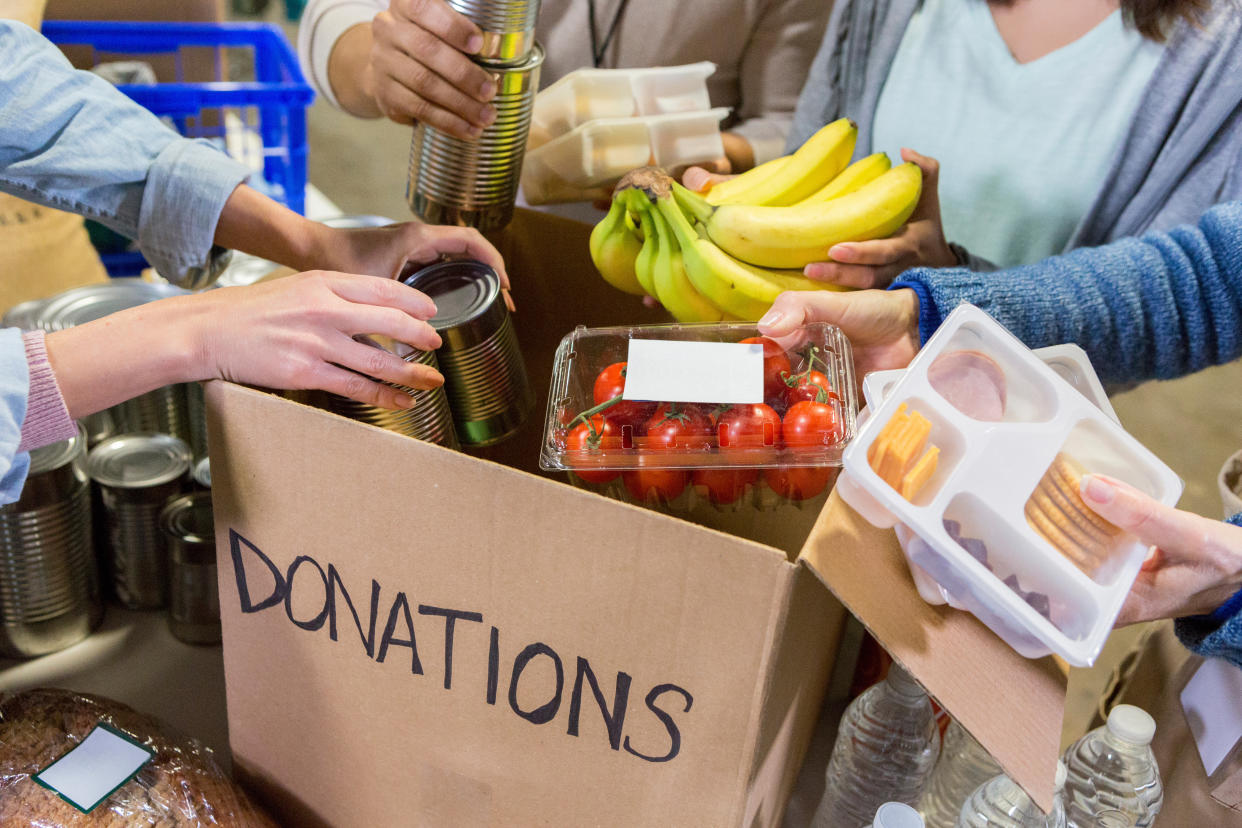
[[298, 0, 386, 109]]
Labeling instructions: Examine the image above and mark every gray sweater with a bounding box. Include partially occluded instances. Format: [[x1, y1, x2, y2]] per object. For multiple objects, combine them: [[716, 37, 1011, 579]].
[[788, 0, 1242, 270]]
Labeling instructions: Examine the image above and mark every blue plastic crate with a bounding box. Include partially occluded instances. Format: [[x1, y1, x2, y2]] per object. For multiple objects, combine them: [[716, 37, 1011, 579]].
[[42, 21, 315, 276]]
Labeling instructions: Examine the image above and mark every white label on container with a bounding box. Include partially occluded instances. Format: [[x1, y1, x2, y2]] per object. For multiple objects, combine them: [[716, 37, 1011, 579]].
[[623, 339, 764, 404], [35, 724, 153, 813], [1181, 657, 1242, 775]]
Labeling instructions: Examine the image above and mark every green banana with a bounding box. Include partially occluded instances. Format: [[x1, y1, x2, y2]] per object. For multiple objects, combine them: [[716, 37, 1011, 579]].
[[706, 161, 923, 269], [795, 152, 892, 206], [628, 189, 661, 298], [655, 192, 845, 322], [588, 195, 646, 295], [640, 198, 730, 323], [708, 117, 857, 207]]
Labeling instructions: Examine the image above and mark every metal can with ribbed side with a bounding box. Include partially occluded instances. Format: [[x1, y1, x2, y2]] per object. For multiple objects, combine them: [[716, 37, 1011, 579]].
[[160, 491, 221, 645], [87, 433, 191, 610], [402, 259, 534, 446], [447, 0, 541, 63], [0, 424, 101, 658], [406, 44, 544, 233], [321, 336, 460, 449]]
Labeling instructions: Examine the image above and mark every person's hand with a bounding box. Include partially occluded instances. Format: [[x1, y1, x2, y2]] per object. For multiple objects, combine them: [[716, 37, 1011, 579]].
[[756, 288, 921, 378], [1079, 474, 1242, 625], [364, 0, 498, 138], [200, 271, 445, 409], [803, 149, 957, 289], [311, 221, 509, 288], [682, 163, 735, 194]]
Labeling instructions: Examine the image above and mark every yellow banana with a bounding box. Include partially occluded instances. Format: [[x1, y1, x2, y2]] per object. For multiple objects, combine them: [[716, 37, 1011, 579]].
[[706, 161, 923, 269], [794, 152, 891, 206], [699, 154, 791, 207], [641, 200, 730, 323], [588, 195, 646, 295], [708, 117, 857, 207], [655, 193, 846, 322], [629, 189, 660, 298]]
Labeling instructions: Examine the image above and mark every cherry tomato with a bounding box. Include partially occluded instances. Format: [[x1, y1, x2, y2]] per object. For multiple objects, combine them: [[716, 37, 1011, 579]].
[[784, 369, 837, 406], [764, 465, 837, 501], [692, 468, 759, 505], [593, 362, 657, 430], [623, 467, 689, 502], [564, 415, 622, 484], [740, 337, 793, 405], [716, 403, 782, 449], [643, 403, 713, 451], [782, 400, 841, 450]]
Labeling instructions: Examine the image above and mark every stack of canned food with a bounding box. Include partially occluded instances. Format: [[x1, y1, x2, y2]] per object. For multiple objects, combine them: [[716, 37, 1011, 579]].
[[407, 0, 544, 232], [0, 282, 221, 658]]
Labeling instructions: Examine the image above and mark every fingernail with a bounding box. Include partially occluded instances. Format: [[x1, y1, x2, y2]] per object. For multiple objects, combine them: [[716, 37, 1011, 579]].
[[466, 34, 483, 54], [1082, 474, 1116, 505], [480, 80, 496, 100], [395, 394, 415, 409], [829, 244, 854, 262], [467, 125, 483, 139], [480, 106, 497, 127], [757, 309, 785, 330]]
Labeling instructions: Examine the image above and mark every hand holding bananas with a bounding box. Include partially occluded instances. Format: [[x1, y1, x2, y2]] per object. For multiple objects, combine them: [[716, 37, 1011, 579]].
[[589, 118, 924, 321]]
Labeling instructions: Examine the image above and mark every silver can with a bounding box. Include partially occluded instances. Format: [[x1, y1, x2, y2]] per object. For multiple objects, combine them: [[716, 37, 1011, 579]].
[[447, 0, 541, 63], [160, 492, 220, 645], [0, 425, 101, 658], [87, 434, 191, 610], [192, 456, 212, 490], [403, 260, 534, 446], [406, 44, 544, 233], [322, 336, 460, 449]]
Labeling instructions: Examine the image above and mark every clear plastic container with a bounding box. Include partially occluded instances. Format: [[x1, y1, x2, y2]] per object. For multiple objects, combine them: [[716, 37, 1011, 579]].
[[539, 321, 857, 512], [530, 62, 716, 148], [919, 719, 1002, 828], [839, 304, 1183, 666], [874, 802, 927, 827], [521, 108, 729, 204], [811, 665, 941, 827], [957, 761, 1067, 827], [1061, 705, 1162, 828]]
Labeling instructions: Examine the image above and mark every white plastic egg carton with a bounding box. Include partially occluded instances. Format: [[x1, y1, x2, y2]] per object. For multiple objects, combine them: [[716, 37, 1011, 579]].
[[840, 304, 1182, 666]]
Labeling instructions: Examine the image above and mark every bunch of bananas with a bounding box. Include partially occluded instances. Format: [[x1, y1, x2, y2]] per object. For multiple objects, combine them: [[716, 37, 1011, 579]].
[[588, 117, 924, 322]]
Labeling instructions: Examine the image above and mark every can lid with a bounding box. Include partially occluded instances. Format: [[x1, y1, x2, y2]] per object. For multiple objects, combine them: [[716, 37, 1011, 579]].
[[192, 456, 212, 488], [87, 433, 192, 488], [41, 280, 189, 331], [1, 297, 52, 331], [401, 260, 505, 347], [160, 491, 215, 543], [29, 422, 87, 475]]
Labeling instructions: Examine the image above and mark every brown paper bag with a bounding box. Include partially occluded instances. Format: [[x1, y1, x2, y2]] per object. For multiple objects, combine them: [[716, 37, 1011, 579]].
[[0, 195, 108, 314], [1096, 620, 1242, 819]]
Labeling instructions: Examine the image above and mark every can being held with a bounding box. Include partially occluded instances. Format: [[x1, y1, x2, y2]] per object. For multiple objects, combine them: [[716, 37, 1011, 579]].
[[88, 433, 191, 610], [160, 492, 221, 645], [403, 260, 534, 446], [0, 425, 100, 658], [323, 336, 459, 449], [447, 0, 541, 63], [406, 44, 544, 233]]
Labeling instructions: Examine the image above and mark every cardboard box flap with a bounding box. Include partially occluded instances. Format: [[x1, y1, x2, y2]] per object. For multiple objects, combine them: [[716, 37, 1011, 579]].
[[208, 381, 830, 827], [797, 490, 1067, 812]]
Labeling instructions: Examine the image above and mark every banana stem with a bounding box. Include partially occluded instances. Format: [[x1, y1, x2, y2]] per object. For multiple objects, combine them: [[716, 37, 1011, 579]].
[[671, 180, 715, 225]]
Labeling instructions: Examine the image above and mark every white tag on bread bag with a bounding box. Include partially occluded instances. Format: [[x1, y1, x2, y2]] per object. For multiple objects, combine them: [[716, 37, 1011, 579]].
[[1181, 657, 1242, 776], [623, 339, 764, 404], [34, 724, 154, 813]]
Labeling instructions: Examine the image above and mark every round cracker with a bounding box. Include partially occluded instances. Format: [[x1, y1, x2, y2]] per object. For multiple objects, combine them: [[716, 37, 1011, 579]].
[[1024, 499, 1098, 574], [1029, 485, 1109, 564], [1038, 473, 1116, 545], [1049, 453, 1122, 537]]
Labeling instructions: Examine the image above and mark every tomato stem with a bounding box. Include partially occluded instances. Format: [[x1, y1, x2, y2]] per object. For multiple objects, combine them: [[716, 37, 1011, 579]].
[[568, 395, 623, 432]]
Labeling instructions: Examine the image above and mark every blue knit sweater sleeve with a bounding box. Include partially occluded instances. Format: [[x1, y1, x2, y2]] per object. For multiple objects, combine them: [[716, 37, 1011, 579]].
[[891, 200, 1242, 385], [1175, 513, 1242, 668]]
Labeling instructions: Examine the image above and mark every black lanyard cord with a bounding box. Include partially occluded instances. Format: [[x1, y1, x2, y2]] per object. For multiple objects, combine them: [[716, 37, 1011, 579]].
[[588, 0, 631, 68]]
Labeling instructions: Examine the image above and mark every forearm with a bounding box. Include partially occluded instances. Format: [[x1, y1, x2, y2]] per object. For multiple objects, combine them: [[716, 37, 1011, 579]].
[[892, 201, 1242, 384], [43, 296, 208, 420], [297, 0, 384, 113], [213, 184, 332, 273], [329, 23, 382, 118]]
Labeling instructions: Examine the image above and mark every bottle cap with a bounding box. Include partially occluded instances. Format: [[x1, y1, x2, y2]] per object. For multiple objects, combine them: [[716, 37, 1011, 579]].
[[871, 801, 924, 828], [1106, 704, 1156, 745], [1055, 759, 1067, 791]]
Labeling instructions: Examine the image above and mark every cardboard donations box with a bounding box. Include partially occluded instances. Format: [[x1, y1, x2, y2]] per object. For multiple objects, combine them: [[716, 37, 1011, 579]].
[[207, 209, 1068, 825]]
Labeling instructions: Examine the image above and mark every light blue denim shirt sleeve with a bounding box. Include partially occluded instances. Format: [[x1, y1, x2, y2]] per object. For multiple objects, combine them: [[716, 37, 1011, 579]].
[[0, 20, 251, 282], [0, 330, 31, 506]]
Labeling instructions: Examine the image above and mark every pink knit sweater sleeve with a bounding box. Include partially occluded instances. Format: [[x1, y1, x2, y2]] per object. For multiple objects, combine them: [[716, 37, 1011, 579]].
[[19, 330, 77, 452]]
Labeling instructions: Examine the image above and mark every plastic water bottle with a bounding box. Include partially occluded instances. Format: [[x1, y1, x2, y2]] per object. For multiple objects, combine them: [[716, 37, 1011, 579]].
[[956, 760, 1067, 827], [873, 801, 926, 827], [1061, 705, 1162, 828], [812, 664, 941, 828], [919, 719, 1002, 827]]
